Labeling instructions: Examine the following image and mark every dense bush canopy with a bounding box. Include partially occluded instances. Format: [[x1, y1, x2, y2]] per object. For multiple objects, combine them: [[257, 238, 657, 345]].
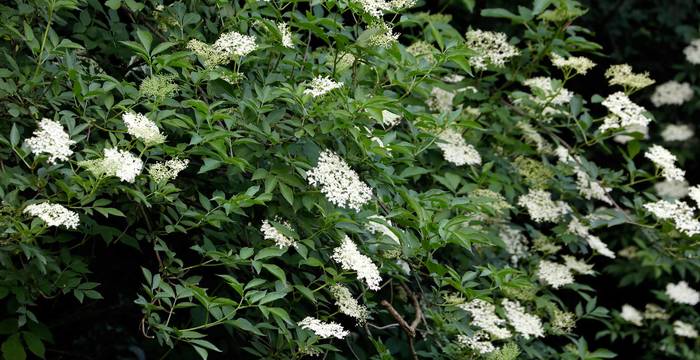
[[1, 0, 700, 359]]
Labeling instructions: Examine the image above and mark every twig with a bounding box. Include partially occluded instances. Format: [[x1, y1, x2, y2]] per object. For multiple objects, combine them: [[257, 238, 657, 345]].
[[380, 284, 422, 360]]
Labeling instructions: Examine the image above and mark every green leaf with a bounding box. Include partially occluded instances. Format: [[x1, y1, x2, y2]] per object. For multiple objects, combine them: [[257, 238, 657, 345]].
[[191, 345, 208, 360], [198, 158, 222, 174], [10, 124, 19, 147], [461, 0, 475, 11], [2, 334, 26, 360], [22, 332, 44, 359], [254, 247, 287, 261], [135, 27, 153, 53], [533, 0, 552, 14], [279, 183, 294, 206], [262, 264, 286, 283], [104, 0, 121, 9]]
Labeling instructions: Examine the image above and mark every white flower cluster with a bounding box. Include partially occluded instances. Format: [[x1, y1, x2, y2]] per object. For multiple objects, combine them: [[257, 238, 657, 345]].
[[643, 200, 700, 237], [82, 148, 144, 183], [522, 77, 573, 106], [331, 284, 369, 324], [442, 74, 466, 83], [456, 332, 496, 354], [684, 39, 700, 64], [556, 147, 613, 204], [23, 202, 79, 229], [673, 320, 699, 338], [661, 124, 694, 142], [654, 180, 689, 199], [537, 260, 574, 289], [25, 118, 75, 164], [562, 255, 594, 275], [465, 29, 520, 71], [502, 299, 544, 339], [304, 76, 343, 97], [518, 122, 552, 154], [550, 54, 596, 75], [644, 145, 685, 181], [650, 80, 694, 107], [354, 0, 415, 17], [426, 87, 455, 113], [644, 303, 669, 320], [297, 317, 349, 339], [307, 150, 372, 211], [122, 112, 166, 146], [148, 158, 188, 183], [366, 22, 400, 48], [517, 189, 570, 223], [605, 64, 655, 90], [690, 186, 700, 206], [499, 227, 529, 265], [436, 129, 481, 166], [599, 92, 651, 133], [620, 304, 643, 326], [332, 236, 382, 290], [567, 217, 616, 258], [665, 281, 699, 305], [277, 22, 293, 48], [458, 299, 512, 339], [213, 31, 257, 57], [260, 219, 297, 248], [366, 215, 399, 244], [380, 110, 401, 127]]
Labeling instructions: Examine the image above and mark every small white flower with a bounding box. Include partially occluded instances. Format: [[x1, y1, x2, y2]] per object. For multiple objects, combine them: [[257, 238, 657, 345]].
[[673, 320, 699, 338], [605, 64, 655, 90], [213, 31, 257, 57], [426, 87, 456, 113], [654, 180, 689, 199], [661, 124, 694, 142], [684, 39, 700, 64], [122, 112, 166, 146], [620, 304, 643, 326], [332, 236, 382, 290], [260, 219, 297, 249], [103, 148, 143, 183], [586, 235, 616, 259], [277, 22, 294, 48], [304, 76, 343, 97], [380, 110, 401, 127], [465, 29, 519, 70], [665, 281, 700, 306], [436, 129, 481, 166], [599, 92, 651, 133], [456, 332, 496, 354], [650, 81, 694, 107], [499, 227, 529, 265], [689, 185, 700, 207], [538, 260, 574, 289], [644, 200, 700, 237], [523, 77, 573, 106], [644, 145, 686, 182], [307, 150, 372, 211], [517, 189, 570, 223], [562, 255, 594, 275], [366, 215, 400, 244], [23, 202, 79, 229], [550, 53, 596, 75], [148, 158, 188, 183], [458, 299, 512, 339], [24, 118, 75, 163], [502, 299, 544, 339], [298, 317, 349, 339], [331, 284, 369, 324]]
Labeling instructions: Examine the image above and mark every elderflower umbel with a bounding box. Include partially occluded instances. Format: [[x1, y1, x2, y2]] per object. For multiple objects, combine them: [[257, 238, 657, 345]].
[[661, 124, 694, 142], [567, 217, 615, 258], [148, 158, 189, 183], [83, 148, 143, 183], [380, 110, 401, 127], [426, 87, 456, 113], [456, 332, 496, 354], [24, 118, 75, 164], [550, 53, 596, 75], [139, 74, 178, 99], [684, 39, 700, 64], [277, 22, 294, 48], [330, 284, 369, 324], [644, 145, 686, 181], [562, 255, 594, 275], [689, 186, 700, 206], [517, 189, 570, 223], [650, 81, 694, 107], [458, 299, 512, 339], [122, 112, 166, 146], [465, 29, 520, 71], [304, 76, 343, 97], [673, 320, 699, 338], [654, 180, 689, 199], [522, 77, 573, 106], [23, 202, 79, 229], [442, 74, 465, 83], [517, 122, 552, 154], [407, 41, 437, 64], [307, 150, 372, 211], [599, 92, 651, 133], [260, 219, 297, 249], [644, 200, 700, 237], [366, 22, 400, 48], [501, 299, 544, 339], [604, 64, 655, 91], [187, 39, 229, 67], [620, 304, 643, 326], [213, 31, 257, 57], [331, 236, 382, 290], [643, 304, 669, 320], [499, 227, 529, 265], [366, 215, 400, 244], [297, 317, 349, 339], [665, 281, 700, 305], [538, 260, 574, 289], [436, 129, 481, 166]]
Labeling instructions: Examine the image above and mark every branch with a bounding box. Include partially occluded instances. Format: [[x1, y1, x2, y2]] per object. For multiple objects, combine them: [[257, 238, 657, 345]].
[[380, 284, 423, 360]]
